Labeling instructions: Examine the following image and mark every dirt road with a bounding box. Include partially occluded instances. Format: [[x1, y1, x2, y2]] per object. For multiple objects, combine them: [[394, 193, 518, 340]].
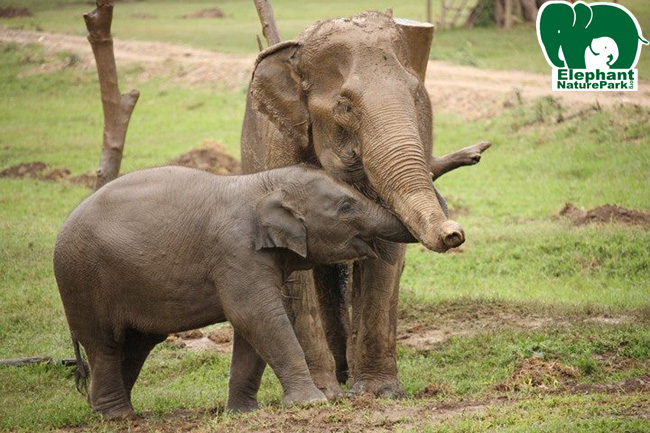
[[2, 27, 650, 118]]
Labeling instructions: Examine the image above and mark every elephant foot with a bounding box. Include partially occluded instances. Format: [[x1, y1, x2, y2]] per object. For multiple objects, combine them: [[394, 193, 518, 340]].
[[282, 387, 328, 407], [311, 370, 344, 400], [100, 405, 136, 420], [347, 378, 406, 399], [226, 398, 259, 413]]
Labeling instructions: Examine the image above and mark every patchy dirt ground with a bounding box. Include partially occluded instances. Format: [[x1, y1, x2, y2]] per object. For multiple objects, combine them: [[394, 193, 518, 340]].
[[167, 141, 241, 175], [2, 27, 650, 119], [0, 161, 94, 186], [0, 141, 241, 187], [0, 7, 32, 18], [180, 8, 225, 19], [560, 202, 650, 227]]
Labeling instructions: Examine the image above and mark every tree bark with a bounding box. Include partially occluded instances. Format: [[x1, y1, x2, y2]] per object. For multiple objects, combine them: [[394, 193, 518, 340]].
[[253, 0, 282, 47], [504, 0, 513, 29], [84, 0, 139, 190], [520, 0, 539, 22], [451, 0, 469, 28]]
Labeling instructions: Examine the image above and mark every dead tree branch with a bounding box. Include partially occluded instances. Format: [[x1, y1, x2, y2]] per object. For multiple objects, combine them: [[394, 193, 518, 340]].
[[84, 0, 139, 190], [253, 0, 282, 47]]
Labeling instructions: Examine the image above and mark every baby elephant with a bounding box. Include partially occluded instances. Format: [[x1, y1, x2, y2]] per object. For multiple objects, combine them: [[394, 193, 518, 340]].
[[54, 165, 416, 419]]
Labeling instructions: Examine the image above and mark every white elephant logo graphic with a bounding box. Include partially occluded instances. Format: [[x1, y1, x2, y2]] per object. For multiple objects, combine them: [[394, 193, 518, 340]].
[[584, 37, 619, 70]]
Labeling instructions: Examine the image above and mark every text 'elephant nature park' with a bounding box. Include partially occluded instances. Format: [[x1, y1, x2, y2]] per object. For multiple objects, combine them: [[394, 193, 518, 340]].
[[537, 1, 648, 91]]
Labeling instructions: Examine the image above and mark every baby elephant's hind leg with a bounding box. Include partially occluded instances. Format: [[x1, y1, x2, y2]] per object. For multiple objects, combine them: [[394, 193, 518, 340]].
[[122, 330, 166, 401], [227, 331, 266, 412], [85, 343, 133, 419]]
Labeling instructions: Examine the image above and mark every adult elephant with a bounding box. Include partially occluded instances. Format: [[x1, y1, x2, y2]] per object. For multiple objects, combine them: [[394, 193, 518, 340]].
[[538, 1, 648, 70], [241, 12, 488, 398]]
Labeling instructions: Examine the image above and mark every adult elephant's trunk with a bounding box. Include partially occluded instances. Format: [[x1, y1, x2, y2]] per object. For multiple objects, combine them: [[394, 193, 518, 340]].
[[359, 91, 464, 253]]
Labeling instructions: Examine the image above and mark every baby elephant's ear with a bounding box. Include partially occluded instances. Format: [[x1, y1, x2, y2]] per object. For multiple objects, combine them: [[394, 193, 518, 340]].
[[255, 189, 308, 258]]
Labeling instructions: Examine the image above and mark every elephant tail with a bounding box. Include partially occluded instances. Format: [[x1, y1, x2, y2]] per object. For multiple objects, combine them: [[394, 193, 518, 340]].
[[641, 36, 649, 45], [71, 333, 89, 395]]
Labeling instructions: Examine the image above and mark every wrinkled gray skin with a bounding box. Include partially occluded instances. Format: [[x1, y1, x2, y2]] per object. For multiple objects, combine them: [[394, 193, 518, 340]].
[[54, 165, 416, 419], [241, 12, 473, 398]]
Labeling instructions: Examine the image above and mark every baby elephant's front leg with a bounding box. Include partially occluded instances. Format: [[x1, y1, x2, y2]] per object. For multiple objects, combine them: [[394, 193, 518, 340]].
[[226, 289, 327, 408]]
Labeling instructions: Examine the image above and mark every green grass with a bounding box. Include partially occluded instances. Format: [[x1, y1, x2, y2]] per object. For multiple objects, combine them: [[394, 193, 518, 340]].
[[1, 0, 649, 77], [1, 17, 649, 432]]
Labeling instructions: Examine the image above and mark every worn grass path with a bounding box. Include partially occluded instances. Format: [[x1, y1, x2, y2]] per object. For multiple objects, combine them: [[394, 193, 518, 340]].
[[3, 26, 650, 119]]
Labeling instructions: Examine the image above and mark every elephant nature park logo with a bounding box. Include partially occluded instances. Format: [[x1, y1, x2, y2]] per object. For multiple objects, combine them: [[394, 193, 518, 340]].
[[537, 1, 648, 91]]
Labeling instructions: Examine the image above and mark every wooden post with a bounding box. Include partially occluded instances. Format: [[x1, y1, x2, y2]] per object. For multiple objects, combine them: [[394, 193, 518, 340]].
[[426, 0, 432, 23], [253, 0, 282, 46], [83, 0, 139, 190], [394, 18, 435, 82]]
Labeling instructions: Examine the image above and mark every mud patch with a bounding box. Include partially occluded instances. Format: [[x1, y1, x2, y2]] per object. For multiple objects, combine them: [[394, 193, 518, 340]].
[[130, 13, 157, 20], [571, 374, 650, 394], [560, 202, 650, 227], [1, 143, 240, 188], [0, 7, 32, 18], [397, 322, 468, 351], [0, 161, 95, 187], [495, 356, 579, 392], [414, 381, 451, 398], [167, 141, 241, 175], [167, 326, 233, 353], [180, 8, 225, 19]]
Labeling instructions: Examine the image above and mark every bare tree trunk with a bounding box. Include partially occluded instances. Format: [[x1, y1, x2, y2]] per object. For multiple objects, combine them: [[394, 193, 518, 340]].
[[426, 0, 432, 24], [494, 0, 503, 27], [520, 0, 538, 22], [504, 0, 512, 28], [437, 0, 449, 29], [84, 0, 139, 190], [450, 0, 469, 27], [253, 0, 281, 47]]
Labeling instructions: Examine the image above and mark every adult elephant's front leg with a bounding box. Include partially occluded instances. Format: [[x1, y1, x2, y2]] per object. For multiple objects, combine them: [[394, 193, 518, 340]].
[[348, 242, 406, 398], [283, 270, 343, 399]]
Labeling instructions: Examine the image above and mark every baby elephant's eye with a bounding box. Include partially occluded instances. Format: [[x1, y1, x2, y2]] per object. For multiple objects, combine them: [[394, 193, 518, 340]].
[[339, 201, 354, 214]]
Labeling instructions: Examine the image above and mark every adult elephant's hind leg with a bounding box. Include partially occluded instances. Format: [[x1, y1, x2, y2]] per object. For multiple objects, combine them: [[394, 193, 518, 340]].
[[348, 243, 406, 398], [227, 331, 266, 412], [313, 264, 351, 385], [283, 270, 343, 399]]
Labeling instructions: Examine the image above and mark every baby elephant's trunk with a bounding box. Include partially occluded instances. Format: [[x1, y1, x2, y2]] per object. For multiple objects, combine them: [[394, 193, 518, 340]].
[[364, 201, 418, 244]]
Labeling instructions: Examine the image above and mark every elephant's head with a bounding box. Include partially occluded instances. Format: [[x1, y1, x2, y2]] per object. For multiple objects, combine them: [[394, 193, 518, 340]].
[[249, 12, 463, 253], [255, 166, 423, 264], [538, 1, 593, 68]]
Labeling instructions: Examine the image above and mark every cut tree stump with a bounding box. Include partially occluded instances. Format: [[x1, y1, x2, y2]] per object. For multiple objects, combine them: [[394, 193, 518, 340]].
[[84, 0, 139, 190]]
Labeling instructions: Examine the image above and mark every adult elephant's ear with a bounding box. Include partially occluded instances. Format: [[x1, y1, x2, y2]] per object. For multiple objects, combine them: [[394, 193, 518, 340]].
[[249, 41, 308, 150], [255, 189, 308, 258]]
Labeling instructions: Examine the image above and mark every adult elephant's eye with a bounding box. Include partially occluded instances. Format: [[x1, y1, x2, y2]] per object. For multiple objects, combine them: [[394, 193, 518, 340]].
[[336, 97, 353, 115]]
